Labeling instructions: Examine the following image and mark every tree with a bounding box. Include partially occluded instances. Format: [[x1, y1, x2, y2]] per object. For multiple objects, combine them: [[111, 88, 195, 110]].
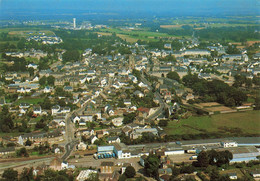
[[2, 168, 18, 181], [197, 151, 209, 167], [171, 166, 180, 179], [123, 112, 136, 124], [28, 67, 34, 77], [62, 50, 80, 63], [25, 139, 32, 146], [144, 153, 160, 179], [210, 168, 221, 181], [167, 71, 180, 82], [16, 147, 29, 157], [47, 76, 55, 86], [86, 173, 99, 181], [39, 76, 47, 86], [158, 119, 168, 127], [19, 167, 33, 181], [124, 166, 136, 178], [118, 174, 127, 181], [252, 76, 260, 86], [254, 96, 260, 110]]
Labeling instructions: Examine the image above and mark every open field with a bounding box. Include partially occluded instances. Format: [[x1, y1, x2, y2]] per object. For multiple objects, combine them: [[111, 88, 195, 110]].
[[99, 28, 184, 42], [160, 25, 182, 28], [8, 30, 55, 37], [15, 97, 44, 105], [165, 110, 260, 136], [160, 23, 258, 30], [194, 102, 235, 113]]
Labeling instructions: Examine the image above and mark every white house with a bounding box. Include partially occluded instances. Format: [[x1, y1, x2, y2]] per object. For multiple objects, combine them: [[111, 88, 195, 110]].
[[79, 120, 87, 126], [228, 173, 237, 180], [52, 105, 60, 115], [27, 63, 38, 69], [20, 108, 27, 114], [112, 117, 123, 127], [107, 136, 121, 144], [251, 170, 260, 178], [80, 115, 93, 122], [43, 86, 53, 93], [77, 142, 87, 151], [33, 106, 42, 115], [90, 135, 98, 144], [59, 121, 66, 127], [221, 141, 238, 148], [71, 114, 81, 123], [55, 148, 61, 154], [32, 76, 39, 82], [61, 161, 69, 169]]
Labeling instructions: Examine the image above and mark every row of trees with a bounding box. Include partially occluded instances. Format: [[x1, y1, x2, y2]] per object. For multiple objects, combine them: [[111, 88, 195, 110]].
[[182, 73, 247, 107], [39, 76, 55, 86], [1, 168, 73, 181], [0, 105, 14, 133], [196, 150, 233, 167]]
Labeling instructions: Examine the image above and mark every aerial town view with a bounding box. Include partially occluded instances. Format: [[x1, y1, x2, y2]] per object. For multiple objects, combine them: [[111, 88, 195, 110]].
[[0, 0, 259, 180]]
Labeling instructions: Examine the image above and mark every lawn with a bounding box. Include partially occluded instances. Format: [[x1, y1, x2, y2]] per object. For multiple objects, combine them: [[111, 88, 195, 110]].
[[165, 110, 260, 136], [15, 97, 44, 105]]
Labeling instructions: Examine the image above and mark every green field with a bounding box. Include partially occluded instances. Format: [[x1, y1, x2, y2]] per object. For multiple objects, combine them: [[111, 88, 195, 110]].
[[15, 97, 44, 105], [99, 28, 184, 42], [165, 110, 260, 136]]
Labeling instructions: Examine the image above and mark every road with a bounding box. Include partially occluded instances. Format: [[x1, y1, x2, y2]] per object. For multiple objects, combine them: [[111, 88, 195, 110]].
[[0, 156, 54, 174], [140, 74, 166, 121], [61, 104, 88, 161]]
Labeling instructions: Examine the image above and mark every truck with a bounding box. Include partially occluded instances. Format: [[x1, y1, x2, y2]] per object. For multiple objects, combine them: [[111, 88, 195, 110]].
[[187, 150, 197, 154], [189, 155, 198, 160]]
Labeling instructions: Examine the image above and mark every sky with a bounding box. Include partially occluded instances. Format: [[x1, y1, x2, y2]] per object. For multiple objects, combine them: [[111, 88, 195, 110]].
[[0, 0, 259, 20]]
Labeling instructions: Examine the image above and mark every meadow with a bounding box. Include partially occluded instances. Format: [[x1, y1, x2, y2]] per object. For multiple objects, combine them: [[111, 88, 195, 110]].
[[165, 110, 260, 136]]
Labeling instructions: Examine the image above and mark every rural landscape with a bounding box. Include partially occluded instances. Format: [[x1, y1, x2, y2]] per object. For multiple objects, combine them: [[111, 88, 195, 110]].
[[0, 0, 259, 181]]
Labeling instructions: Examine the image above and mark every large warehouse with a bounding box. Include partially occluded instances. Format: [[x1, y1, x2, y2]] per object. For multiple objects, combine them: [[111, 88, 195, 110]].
[[216, 146, 260, 163]]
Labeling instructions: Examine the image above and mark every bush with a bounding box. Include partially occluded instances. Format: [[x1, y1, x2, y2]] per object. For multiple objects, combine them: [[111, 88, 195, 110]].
[[124, 165, 136, 178]]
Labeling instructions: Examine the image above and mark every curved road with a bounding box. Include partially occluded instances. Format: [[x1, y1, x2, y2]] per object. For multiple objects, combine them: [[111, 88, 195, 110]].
[[140, 74, 166, 121]]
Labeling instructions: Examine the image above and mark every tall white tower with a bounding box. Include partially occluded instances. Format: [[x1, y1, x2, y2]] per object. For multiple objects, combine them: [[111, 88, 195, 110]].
[[73, 18, 76, 29]]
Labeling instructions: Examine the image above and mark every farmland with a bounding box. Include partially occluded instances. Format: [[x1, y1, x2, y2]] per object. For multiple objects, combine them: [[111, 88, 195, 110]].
[[99, 27, 183, 42], [165, 110, 260, 136]]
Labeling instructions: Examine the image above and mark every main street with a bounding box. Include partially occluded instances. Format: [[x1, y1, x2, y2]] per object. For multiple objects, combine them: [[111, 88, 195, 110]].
[[61, 104, 87, 161], [140, 74, 166, 121]]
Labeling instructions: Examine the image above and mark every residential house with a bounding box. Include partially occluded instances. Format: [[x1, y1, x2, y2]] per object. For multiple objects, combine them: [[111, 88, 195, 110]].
[[100, 162, 114, 174], [61, 161, 69, 169], [111, 117, 123, 127], [227, 173, 237, 180], [251, 169, 260, 178], [130, 128, 158, 139], [71, 113, 80, 124], [107, 136, 121, 144], [19, 103, 30, 109], [0, 147, 15, 157], [122, 126, 132, 136], [90, 135, 98, 144], [43, 86, 53, 93], [64, 86, 73, 92], [77, 142, 87, 151], [33, 105, 42, 115], [133, 90, 144, 98]]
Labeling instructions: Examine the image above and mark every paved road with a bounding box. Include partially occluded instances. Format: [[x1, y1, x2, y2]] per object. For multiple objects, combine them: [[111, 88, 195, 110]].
[[0, 157, 54, 173], [61, 105, 87, 161], [140, 74, 165, 121]]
